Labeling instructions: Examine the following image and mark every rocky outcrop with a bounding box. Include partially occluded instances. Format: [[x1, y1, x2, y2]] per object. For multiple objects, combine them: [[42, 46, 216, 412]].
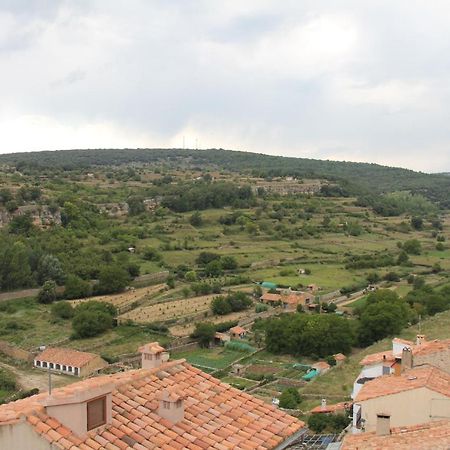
[[0, 205, 61, 228]]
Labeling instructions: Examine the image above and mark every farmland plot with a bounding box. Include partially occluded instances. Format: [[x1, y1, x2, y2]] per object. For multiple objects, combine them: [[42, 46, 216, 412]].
[[118, 294, 216, 323], [69, 284, 167, 313]]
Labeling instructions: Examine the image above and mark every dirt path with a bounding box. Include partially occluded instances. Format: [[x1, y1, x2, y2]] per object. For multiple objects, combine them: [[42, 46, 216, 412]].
[[0, 361, 73, 392]]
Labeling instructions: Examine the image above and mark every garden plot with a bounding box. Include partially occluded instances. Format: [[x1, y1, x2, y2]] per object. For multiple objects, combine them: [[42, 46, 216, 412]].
[[119, 294, 216, 324], [69, 284, 166, 313]]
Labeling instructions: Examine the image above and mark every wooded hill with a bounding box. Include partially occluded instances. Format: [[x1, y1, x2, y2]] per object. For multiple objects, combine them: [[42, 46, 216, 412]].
[[1, 148, 449, 207]]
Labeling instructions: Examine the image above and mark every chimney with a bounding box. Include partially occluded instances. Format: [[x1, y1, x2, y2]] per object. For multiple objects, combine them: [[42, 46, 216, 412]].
[[376, 414, 391, 436], [42, 382, 114, 437], [157, 388, 184, 423], [401, 347, 413, 372], [321, 398, 327, 410], [416, 334, 426, 346], [139, 342, 169, 370]]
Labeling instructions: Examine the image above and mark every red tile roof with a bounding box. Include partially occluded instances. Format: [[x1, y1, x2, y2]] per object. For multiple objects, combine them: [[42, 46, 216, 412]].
[[229, 326, 246, 335], [260, 293, 281, 302], [341, 419, 450, 449], [0, 359, 304, 449], [312, 361, 331, 371], [333, 353, 346, 362], [310, 402, 350, 414], [355, 366, 450, 402], [359, 350, 395, 366], [413, 339, 450, 356], [35, 348, 102, 368]]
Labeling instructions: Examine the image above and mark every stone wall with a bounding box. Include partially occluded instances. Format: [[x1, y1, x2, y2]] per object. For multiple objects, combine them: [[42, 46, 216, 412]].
[[0, 340, 34, 363]]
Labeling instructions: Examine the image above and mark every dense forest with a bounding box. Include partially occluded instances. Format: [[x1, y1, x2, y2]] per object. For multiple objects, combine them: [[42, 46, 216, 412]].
[[1, 148, 450, 207]]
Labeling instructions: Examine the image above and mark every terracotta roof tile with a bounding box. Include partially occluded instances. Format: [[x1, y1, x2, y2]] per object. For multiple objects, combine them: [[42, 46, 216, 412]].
[[35, 347, 102, 368], [355, 366, 450, 402], [341, 420, 450, 449], [0, 359, 304, 449], [359, 349, 396, 366]]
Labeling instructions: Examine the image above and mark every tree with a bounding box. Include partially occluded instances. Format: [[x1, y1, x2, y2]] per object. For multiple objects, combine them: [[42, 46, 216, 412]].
[[196, 252, 220, 266], [211, 296, 232, 315], [403, 239, 422, 255], [9, 214, 34, 235], [185, 271, 198, 282], [37, 254, 65, 285], [64, 275, 92, 299], [0, 241, 33, 291], [204, 260, 223, 277], [71, 300, 117, 338], [410, 216, 423, 230], [220, 256, 238, 271], [72, 310, 113, 338], [279, 388, 301, 409], [189, 211, 203, 227], [397, 251, 409, 265], [51, 301, 74, 319], [96, 266, 129, 294], [366, 272, 380, 284], [37, 280, 57, 304], [190, 322, 215, 348], [142, 247, 162, 261], [358, 290, 410, 346], [127, 195, 145, 216]]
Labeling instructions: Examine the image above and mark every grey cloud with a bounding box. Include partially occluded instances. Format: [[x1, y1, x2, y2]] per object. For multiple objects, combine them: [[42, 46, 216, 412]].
[[1, 0, 450, 171]]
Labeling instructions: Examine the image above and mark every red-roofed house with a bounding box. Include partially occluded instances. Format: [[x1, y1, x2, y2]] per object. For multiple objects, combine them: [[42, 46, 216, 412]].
[[34, 347, 108, 377], [352, 336, 450, 400], [260, 292, 282, 304], [352, 366, 450, 433], [0, 342, 306, 449], [229, 325, 247, 339]]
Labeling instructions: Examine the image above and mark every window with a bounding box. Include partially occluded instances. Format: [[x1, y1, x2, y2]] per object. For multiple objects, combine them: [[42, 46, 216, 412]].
[[62, 365, 67, 371], [87, 396, 107, 431], [163, 401, 170, 409], [74, 367, 79, 376], [49, 363, 54, 369], [175, 400, 182, 408], [56, 364, 61, 370], [36, 360, 41, 367], [42, 362, 47, 368]]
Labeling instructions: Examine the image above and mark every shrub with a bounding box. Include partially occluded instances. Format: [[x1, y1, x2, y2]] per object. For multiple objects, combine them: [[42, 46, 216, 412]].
[[224, 341, 255, 353], [95, 266, 129, 295], [64, 275, 92, 299], [190, 322, 215, 348], [51, 301, 74, 320], [37, 280, 57, 304], [255, 303, 268, 313], [279, 388, 301, 409]]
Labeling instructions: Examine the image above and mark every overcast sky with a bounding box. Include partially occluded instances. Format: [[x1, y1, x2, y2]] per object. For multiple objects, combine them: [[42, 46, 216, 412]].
[[1, 1, 450, 172]]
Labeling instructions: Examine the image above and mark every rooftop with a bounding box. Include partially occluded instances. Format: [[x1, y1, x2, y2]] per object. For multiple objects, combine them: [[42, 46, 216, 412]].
[[355, 366, 450, 402], [310, 402, 350, 414], [35, 347, 102, 368], [341, 420, 450, 449], [412, 338, 450, 356], [360, 338, 450, 366], [0, 358, 304, 449], [260, 293, 281, 302], [229, 326, 246, 334]]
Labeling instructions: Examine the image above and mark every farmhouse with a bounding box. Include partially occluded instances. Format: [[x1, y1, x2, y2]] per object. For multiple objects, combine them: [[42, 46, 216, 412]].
[[229, 325, 247, 339], [0, 342, 306, 450], [33, 347, 108, 377], [352, 365, 450, 433], [261, 292, 282, 304]]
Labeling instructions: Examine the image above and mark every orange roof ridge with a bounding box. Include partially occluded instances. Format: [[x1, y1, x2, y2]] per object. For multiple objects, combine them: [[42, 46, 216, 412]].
[[355, 365, 450, 402]]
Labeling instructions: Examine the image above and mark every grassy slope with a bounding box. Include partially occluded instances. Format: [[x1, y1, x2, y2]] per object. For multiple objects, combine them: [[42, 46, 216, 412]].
[[300, 309, 450, 400]]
